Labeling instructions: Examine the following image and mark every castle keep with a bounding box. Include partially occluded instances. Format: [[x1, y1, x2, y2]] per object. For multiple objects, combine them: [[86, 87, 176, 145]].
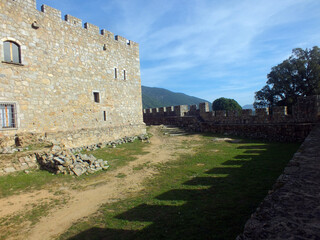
[[0, 0, 146, 147]]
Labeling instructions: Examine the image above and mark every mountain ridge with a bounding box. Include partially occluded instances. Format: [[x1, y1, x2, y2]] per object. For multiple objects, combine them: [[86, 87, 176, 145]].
[[142, 86, 211, 109]]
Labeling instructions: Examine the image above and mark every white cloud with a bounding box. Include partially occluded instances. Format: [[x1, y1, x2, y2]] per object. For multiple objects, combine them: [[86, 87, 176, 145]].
[[120, 0, 319, 104], [38, 0, 320, 105]]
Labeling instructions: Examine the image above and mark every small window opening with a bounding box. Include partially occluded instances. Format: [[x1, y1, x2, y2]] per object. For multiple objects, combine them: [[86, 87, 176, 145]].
[[3, 41, 21, 64], [0, 103, 17, 129], [114, 68, 117, 79], [93, 92, 100, 103], [103, 111, 106, 121], [123, 70, 126, 80]]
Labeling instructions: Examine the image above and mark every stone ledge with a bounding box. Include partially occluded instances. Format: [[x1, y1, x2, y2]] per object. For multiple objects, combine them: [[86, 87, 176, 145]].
[[1, 61, 24, 66]]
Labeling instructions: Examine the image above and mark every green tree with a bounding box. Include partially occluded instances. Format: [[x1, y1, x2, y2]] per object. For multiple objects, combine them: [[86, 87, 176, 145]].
[[212, 97, 242, 112], [254, 46, 320, 108]]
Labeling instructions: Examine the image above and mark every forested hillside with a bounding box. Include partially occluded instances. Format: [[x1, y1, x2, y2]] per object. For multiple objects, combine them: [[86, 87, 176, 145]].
[[142, 86, 211, 109]]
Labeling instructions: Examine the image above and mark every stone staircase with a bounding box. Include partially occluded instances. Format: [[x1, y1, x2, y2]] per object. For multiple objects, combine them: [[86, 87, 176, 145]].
[[161, 125, 189, 136]]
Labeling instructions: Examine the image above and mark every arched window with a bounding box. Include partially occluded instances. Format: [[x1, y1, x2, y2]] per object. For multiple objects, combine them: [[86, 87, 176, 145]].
[[3, 41, 21, 64]]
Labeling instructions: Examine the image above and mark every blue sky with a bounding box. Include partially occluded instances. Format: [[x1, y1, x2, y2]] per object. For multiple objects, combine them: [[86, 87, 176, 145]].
[[36, 0, 320, 106]]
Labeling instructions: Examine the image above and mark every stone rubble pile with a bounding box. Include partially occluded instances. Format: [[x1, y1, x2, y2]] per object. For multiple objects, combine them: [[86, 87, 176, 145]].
[[36, 149, 109, 176], [0, 134, 149, 176], [36, 135, 149, 176]]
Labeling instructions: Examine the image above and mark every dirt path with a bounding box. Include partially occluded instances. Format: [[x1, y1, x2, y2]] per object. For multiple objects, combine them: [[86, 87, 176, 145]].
[[0, 126, 200, 240], [0, 190, 56, 217]]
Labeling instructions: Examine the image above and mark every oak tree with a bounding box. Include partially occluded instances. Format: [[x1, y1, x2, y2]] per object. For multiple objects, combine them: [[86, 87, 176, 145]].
[[254, 46, 320, 109], [212, 97, 242, 111]]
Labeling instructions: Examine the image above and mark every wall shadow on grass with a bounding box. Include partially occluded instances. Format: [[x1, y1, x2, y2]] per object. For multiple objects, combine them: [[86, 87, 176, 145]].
[[67, 142, 295, 240]]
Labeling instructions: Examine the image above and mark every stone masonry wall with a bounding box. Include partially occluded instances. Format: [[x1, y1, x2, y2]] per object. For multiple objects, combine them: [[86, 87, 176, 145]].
[[0, 0, 145, 147], [237, 124, 320, 239], [143, 95, 320, 142]]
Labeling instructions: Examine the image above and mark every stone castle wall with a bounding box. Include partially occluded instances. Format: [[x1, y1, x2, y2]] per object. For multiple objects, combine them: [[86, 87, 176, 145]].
[[0, 0, 145, 147], [237, 125, 320, 239], [143, 95, 320, 142]]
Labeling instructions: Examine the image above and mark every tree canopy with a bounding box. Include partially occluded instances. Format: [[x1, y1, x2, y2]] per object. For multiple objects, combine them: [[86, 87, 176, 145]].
[[212, 97, 242, 112], [254, 46, 320, 109]]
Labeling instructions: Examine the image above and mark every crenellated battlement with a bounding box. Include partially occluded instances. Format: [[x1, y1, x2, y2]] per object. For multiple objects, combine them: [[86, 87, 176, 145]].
[[144, 96, 320, 124], [41, 4, 61, 19], [9, 0, 36, 9], [143, 95, 320, 141], [115, 35, 127, 44], [101, 29, 114, 40], [84, 22, 100, 34], [6, 0, 136, 48], [65, 14, 82, 28]]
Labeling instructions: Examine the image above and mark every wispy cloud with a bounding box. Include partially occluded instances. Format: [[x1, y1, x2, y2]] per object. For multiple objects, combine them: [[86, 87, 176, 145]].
[[37, 0, 320, 105]]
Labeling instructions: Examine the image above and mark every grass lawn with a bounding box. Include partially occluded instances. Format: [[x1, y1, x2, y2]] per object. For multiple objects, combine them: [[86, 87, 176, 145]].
[[0, 140, 148, 198], [59, 134, 300, 240], [0, 139, 150, 240]]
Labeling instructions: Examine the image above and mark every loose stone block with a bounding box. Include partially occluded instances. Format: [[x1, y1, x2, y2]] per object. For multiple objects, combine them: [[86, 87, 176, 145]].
[[4, 167, 16, 173]]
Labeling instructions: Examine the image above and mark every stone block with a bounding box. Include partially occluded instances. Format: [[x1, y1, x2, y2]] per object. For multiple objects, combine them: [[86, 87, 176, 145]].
[[4, 167, 16, 173], [20, 163, 29, 170]]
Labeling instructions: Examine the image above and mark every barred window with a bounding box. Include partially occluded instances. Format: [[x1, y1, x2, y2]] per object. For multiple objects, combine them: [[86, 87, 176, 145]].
[[3, 41, 21, 64], [0, 103, 17, 129]]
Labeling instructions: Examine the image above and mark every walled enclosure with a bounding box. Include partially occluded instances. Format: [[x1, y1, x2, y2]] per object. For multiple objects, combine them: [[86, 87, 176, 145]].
[[143, 95, 320, 142], [0, 0, 146, 147]]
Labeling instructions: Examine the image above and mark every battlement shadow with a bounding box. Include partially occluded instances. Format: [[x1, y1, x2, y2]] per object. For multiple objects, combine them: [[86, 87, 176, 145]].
[[67, 142, 292, 240]]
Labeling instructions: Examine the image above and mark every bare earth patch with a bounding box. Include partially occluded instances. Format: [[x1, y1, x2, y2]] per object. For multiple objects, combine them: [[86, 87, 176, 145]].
[[0, 190, 55, 217], [0, 126, 201, 240]]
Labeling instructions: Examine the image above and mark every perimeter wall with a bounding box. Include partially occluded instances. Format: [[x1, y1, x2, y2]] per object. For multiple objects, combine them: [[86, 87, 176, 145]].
[[143, 95, 320, 142]]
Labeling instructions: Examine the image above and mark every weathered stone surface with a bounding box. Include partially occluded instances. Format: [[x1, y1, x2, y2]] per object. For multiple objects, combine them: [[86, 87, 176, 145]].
[[1, 147, 17, 154], [72, 166, 86, 177], [143, 95, 320, 142], [20, 163, 29, 170], [3, 167, 16, 173], [0, 0, 145, 148], [33, 134, 149, 176], [51, 145, 63, 152], [237, 125, 320, 239], [36, 149, 109, 176]]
